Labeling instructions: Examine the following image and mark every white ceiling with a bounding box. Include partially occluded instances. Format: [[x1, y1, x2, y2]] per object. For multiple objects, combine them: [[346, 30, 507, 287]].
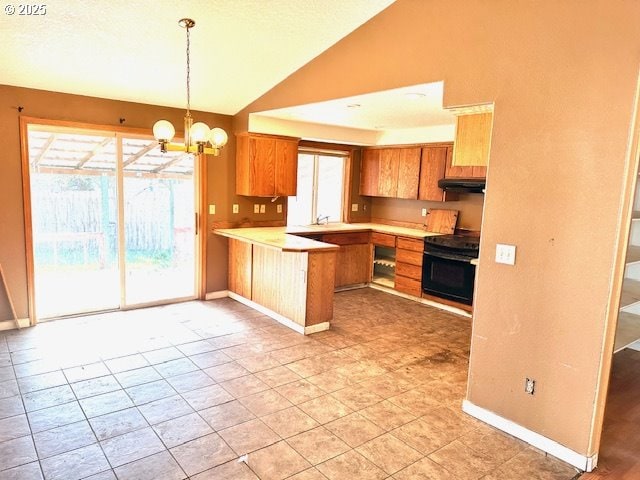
[[256, 81, 456, 131], [0, 0, 395, 115]]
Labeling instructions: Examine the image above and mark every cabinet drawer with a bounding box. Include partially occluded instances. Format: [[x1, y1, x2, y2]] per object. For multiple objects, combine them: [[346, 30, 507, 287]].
[[396, 237, 423, 253], [396, 248, 423, 267], [395, 275, 422, 297], [396, 262, 422, 280], [371, 232, 396, 247], [322, 232, 370, 246]]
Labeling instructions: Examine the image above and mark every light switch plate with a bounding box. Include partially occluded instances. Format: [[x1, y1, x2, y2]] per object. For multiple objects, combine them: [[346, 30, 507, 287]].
[[232, 204, 239, 214], [421, 208, 427, 217], [496, 243, 516, 265], [351, 203, 358, 212], [253, 204, 260, 214], [260, 204, 266, 214], [209, 204, 216, 215], [276, 204, 283, 213]]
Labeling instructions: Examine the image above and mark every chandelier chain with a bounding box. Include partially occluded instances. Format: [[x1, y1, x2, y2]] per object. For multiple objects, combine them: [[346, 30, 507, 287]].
[[186, 24, 191, 114]]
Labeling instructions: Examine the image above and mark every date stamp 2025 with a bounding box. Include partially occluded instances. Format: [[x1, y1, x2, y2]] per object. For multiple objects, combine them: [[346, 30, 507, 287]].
[[4, 4, 47, 15]]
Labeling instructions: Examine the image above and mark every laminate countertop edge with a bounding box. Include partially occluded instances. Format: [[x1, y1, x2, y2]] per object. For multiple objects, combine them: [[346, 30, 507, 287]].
[[214, 223, 444, 252]]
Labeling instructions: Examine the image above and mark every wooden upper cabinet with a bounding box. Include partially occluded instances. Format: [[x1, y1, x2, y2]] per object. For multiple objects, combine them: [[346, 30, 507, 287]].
[[418, 145, 450, 201], [359, 149, 380, 196], [451, 112, 492, 169], [236, 133, 299, 197], [359, 146, 420, 199]]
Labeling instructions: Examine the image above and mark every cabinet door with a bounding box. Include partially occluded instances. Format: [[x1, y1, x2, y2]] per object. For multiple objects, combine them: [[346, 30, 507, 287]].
[[360, 149, 380, 196], [396, 148, 421, 199], [249, 136, 276, 196], [418, 146, 448, 201], [275, 139, 298, 196], [452, 112, 492, 167], [378, 149, 399, 197], [335, 244, 371, 287]]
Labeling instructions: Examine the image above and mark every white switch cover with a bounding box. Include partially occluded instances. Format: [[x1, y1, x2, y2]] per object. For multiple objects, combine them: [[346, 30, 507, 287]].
[[351, 203, 359, 212], [253, 204, 260, 214], [421, 208, 427, 217], [276, 204, 283, 213], [496, 244, 516, 265], [260, 204, 266, 213], [209, 204, 216, 215], [232, 204, 239, 214]]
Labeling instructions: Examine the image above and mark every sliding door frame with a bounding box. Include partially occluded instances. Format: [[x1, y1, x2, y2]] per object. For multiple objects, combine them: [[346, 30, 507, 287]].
[[19, 116, 208, 325]]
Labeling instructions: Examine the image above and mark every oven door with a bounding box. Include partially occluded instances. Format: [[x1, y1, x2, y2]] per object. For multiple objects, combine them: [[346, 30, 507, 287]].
[[422, 251, 476, 305]]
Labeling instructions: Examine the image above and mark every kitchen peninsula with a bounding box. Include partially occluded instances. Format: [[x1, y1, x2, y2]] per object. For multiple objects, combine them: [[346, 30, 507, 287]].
[[215, 223, 443, 334]]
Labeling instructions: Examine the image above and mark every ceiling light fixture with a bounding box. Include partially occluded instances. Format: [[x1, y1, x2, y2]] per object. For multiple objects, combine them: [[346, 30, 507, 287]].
[[404, 92, 426, 100], [347, 103, 361, 109], [153, 18, 228, 155]]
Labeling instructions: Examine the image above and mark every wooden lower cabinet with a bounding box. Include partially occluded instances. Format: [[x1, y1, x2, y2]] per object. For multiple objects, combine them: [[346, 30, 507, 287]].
[[394, 236, 423, 297], [228, 239, 252, 298], [322, 233, 371, 288]]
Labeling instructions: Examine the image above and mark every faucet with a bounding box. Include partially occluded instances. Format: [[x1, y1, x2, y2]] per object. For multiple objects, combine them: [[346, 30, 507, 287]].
[[315, 215, 330, 225]]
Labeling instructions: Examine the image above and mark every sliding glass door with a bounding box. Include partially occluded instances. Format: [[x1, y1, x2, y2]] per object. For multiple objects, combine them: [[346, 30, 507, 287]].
[[27, 125, 198, 318]]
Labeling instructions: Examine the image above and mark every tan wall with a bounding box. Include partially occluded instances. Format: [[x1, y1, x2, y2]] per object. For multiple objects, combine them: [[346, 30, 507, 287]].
[[234, 0, 640, 456], [0, 84, 283, 317]]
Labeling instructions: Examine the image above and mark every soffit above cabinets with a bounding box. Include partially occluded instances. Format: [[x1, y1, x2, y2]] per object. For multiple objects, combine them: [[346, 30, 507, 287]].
[[0, 0, 395, 115]]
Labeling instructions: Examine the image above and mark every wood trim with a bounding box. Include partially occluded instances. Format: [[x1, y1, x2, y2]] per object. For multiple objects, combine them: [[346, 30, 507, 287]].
[[343, 151, 354, 223], [19, 116, 37, 326], [198, 152, 207, 299], [299, 139, 361, 151], [237, 131, 300, 142], [362, 141, 454, 150], [20, 116, 154, 137]]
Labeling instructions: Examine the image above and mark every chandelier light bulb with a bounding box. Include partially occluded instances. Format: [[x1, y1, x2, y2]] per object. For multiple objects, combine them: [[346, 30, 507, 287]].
[[190, 122, 211, 144], [210, 127, 228, 148], [152, 120, 175, 142]]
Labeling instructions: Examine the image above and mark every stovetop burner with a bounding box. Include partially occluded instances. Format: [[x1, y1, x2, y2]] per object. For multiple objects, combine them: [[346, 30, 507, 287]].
[[424, 234, 480, 257]]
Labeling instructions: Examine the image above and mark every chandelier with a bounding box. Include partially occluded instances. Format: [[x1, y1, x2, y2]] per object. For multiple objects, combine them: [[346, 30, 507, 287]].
[[153, 18, 228, 155]]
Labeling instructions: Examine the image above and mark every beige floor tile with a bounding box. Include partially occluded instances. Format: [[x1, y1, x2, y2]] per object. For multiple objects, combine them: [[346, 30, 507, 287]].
[[170, 433, 236, 477], [298, 394, 352, 424], [481, 447, 580, 480], [220, 374, 270, 398], [356, 432, 422, 474], [238, 388, 293, 417], [458, 428, 526, 464], [306, 370, 355, 393], [247, 440, 311, 480], [113, 450, 186, 480], [218, 418, 280, 455], [428, 440, 501, 480], [204, 361, 250, 382], [325, 412, 385, 448], [199, 400, 255, 431], [287, 468, 328, 480], [275, 379, 326, 405], [359, 400, 416, 431], [330, 385, 384, 411], [392, 415, 460, 454], [387, 389, 441, 416], [262, 406, 319, 438], [182, 384, 234, 411], [316, 450, 387, 480], [190, 460, 259, 479], [287, 426, 350, 465], [153, 412, 214, 448], [393, 457, 456, 479], [255, 365, 302, 387], [420, 406, 480, 437]]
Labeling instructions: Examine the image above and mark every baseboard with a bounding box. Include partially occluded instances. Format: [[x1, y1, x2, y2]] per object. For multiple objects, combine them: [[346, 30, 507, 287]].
[[205, 290, 229, 300], [0, 317, 30, 331], [227, 292, 330, 335], [628, 339, 640, 351], [462, 400, 596, 472], [368, 283, 472, 318]]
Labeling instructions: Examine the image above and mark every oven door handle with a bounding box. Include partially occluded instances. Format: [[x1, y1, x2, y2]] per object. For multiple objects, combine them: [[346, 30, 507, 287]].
[[424, 250, 473, 263]]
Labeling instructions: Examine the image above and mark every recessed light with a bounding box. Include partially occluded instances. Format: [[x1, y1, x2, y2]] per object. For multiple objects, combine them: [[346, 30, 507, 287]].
[[404, 92, 426, 100], [347, 103, 361, 109]]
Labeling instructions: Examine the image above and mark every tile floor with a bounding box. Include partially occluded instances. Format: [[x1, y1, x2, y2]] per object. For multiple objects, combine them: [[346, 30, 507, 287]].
[[0, 288, 581, 480]]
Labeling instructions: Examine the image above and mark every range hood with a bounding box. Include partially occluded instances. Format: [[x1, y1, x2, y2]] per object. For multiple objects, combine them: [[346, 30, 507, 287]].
[[438, 178, 486, 193]]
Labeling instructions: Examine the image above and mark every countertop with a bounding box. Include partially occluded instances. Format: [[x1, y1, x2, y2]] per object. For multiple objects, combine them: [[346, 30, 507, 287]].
[[215, 223, 442, 252]]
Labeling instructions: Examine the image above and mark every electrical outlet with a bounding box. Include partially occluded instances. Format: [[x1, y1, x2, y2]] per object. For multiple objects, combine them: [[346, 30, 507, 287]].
[[232, 204, 239, 214], [421, 208, 427, 217], [260, 204, 266, 213], [208, 204, 216, 215], [351, 203, 359, 212], [525, 378, 535, 395], [253, 204, 260, 214], [495, 243, 516, 265], [276, 204, 283, 214]]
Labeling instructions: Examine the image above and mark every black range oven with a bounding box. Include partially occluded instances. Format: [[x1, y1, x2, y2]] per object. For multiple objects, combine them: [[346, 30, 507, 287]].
[[422, 235, 479, 305]]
